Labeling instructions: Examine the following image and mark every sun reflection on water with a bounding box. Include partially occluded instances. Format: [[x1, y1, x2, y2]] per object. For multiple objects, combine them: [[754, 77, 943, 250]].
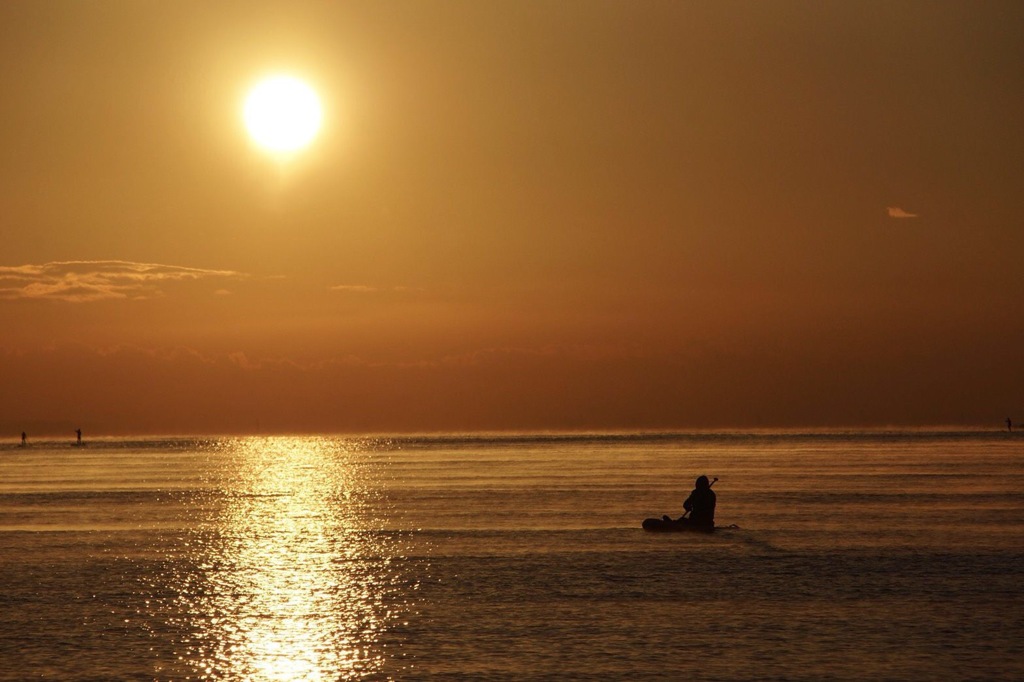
[[173, 437, 408, 680]]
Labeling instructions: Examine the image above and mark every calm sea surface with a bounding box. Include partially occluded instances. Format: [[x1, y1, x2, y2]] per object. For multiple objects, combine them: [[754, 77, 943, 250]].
[[0, 431, 1021, 680]]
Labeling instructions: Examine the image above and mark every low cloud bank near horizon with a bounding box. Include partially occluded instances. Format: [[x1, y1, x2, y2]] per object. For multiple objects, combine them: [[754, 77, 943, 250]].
[[1, 336, 1018, 435], [0, 260, 247, 302]]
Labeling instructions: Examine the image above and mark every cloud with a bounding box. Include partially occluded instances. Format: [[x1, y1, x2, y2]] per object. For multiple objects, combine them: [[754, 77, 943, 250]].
[[0, 260, 247, 302], [329, 284, 380, 293], [329, 284, 424, 294], [887, 206, 918, 219]]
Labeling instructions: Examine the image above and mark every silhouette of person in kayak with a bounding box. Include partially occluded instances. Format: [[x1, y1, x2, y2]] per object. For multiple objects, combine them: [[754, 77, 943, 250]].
[[682, 475, 716, 529], [658, 475, 717, 527], [646, 475, 719, 532]]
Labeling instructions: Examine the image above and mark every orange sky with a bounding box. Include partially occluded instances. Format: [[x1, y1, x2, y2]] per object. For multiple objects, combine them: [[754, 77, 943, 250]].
[[2, 2, 1022, 434]]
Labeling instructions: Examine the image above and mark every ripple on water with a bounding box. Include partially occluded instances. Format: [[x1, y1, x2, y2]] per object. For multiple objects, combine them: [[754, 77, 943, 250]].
[[145, 437, 421, 681]]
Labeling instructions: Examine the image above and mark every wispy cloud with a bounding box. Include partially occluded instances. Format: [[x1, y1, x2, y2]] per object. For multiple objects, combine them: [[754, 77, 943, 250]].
[[887, 206, 918, 219], [0, 260, 247, 302], [329, 284, 424, 294]]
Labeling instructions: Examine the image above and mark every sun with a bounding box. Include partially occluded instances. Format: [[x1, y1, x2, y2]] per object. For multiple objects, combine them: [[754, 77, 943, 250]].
[[243, 75, 322, 153]]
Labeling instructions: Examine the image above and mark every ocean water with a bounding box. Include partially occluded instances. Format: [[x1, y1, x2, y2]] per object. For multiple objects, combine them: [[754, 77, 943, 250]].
[[0, 431, 1021, 680]]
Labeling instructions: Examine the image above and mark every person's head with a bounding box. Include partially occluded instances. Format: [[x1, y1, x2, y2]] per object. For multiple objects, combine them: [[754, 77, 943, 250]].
[[695, 475, 710, 490]]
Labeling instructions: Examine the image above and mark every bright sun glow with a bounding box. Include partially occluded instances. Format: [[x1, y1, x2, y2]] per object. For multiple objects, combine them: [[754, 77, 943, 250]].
[[244, 76, 322, 153]]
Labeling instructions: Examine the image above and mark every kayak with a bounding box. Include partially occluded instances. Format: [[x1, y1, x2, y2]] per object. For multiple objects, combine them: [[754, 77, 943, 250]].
[[642, 517, 715, 533]]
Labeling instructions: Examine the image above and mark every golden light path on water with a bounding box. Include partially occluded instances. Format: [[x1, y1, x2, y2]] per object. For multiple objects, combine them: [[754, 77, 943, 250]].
[[169, 437, 411, 680]]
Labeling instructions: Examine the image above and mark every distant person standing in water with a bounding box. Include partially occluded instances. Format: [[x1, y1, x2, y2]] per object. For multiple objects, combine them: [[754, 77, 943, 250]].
[[682, 475, 716, 529], [1007, 418, 1013, 432], [76, 428, 82, 445], [21, 431, 27, 446]]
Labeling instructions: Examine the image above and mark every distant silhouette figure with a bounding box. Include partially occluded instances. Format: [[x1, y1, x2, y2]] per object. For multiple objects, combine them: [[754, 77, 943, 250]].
[[682, 475, 717, 529], [76, 428, 82, 445], [21, 431, 27, 446], [1008, 418, 1013, 432], [663, 475, 717, 526], [645, 475, 720, 532]]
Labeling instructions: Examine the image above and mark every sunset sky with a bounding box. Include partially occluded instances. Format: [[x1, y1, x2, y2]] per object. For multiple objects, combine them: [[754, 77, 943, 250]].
[[2, 1, 1022, 435]]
